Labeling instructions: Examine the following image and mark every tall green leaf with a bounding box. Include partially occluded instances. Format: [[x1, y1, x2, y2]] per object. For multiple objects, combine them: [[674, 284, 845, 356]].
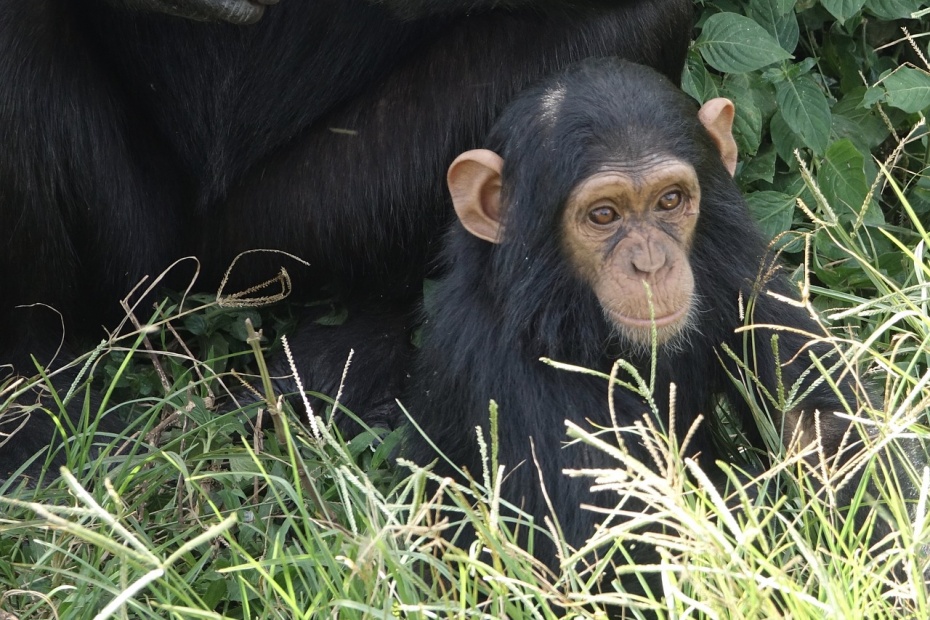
[[722, 74, 764, 156], [775, 75, 832, 155], [749, 0, 800, 52], [696, 13, 792, 73], [865, 0, 924, 19], [745, 190, 796, 241], [821, 0, 868, 23], [818, 139, 883, 226], [682, 51, 720, 102], [882, 67, 930, 114]]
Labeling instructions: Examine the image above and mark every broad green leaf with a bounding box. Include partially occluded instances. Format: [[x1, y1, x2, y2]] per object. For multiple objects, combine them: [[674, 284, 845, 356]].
[[184, 314, 209, 336], [682, 51, 720, 102], [746, 190, 796, 240], [812, 230, 858, 287], [749, 0, 800, 52], [882, 67, 930, 114], [228, 310, 261, 341], [831, 113, 888, 154], [775, 75, 831, 155], [832, 88, 890, 152], [865, 0, 923, 19], [696, 13, 793, 73], [737, 146, 777, 186], [819, 139, 868, 221], [818, 139, 884, 226], [821, 0, 867, 23], [906, 170, 930, 217], [760, 58, 815, 86], [861, 85, 886, 108], [732, 104, 763, 157], [747, 72, 778, 120], [770, 110, 802, 167], [206, 335, 230, 367], [822, 30, 866, 92], [721, 74, 763, 155]]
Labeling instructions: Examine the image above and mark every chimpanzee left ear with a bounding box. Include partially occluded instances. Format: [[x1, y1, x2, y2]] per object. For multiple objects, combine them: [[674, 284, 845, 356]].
[[698, 97, 738, 177], [447, 149, 506, 243]]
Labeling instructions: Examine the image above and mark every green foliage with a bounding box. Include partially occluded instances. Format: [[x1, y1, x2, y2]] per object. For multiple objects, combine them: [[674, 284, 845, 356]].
[[691, 1, 928, 302], [695, 13, 794, 72]]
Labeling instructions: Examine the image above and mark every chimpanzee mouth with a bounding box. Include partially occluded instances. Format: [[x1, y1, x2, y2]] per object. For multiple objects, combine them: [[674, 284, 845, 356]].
[[609, 303, 690, 330], [607, 303, 697, 354]]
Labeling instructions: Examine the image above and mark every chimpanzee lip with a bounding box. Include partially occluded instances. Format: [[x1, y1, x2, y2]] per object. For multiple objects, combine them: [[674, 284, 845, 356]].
[[609, 304, 689, 329]]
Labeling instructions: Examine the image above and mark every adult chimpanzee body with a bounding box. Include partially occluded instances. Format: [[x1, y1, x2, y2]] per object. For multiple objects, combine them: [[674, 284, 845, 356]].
[[404, 58, 865, 588], [0, 0, 692, 471]]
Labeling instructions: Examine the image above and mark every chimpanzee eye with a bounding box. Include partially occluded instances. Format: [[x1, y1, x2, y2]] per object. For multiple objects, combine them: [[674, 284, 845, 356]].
[[657, 190, 683, 210], [588, 205, 620, 225]]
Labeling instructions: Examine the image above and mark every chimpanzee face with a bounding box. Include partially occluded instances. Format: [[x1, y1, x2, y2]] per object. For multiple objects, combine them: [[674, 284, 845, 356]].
[[560, 156, 700, 346]]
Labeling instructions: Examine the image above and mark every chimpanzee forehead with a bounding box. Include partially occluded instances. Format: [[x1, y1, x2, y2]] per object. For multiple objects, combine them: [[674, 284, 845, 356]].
[[568, 157, 698, 202], [566, 154, 696, 191], [594, 154, 690, 179], [545, 118, 699, 189]]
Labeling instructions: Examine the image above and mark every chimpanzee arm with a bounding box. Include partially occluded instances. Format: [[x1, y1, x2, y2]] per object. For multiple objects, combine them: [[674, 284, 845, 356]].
[[101, 0, 278, 24]]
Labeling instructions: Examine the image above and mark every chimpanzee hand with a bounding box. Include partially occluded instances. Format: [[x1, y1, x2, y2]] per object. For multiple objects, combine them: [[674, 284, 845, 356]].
[[111, 0, 280, 25]]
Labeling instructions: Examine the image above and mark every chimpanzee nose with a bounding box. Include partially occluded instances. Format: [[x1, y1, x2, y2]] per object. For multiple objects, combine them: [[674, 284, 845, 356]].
[[630, 242, 666, 275]]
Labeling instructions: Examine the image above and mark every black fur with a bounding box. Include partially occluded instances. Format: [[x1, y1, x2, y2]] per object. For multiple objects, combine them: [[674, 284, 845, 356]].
[[404, 58, 858, 582], [0, 0, 693, 473]]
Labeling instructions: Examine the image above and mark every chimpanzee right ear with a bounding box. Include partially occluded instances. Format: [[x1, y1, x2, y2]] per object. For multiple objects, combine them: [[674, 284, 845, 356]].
[[698, 97, 738, 177], [447, 149, 505, 244]]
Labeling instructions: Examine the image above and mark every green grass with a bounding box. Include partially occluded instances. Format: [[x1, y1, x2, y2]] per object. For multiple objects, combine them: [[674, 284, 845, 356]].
[[1, 174, 928, 618]]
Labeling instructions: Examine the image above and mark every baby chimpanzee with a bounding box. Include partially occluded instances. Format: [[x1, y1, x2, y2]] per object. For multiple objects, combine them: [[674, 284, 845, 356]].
[[404, 58, 878, 591]]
